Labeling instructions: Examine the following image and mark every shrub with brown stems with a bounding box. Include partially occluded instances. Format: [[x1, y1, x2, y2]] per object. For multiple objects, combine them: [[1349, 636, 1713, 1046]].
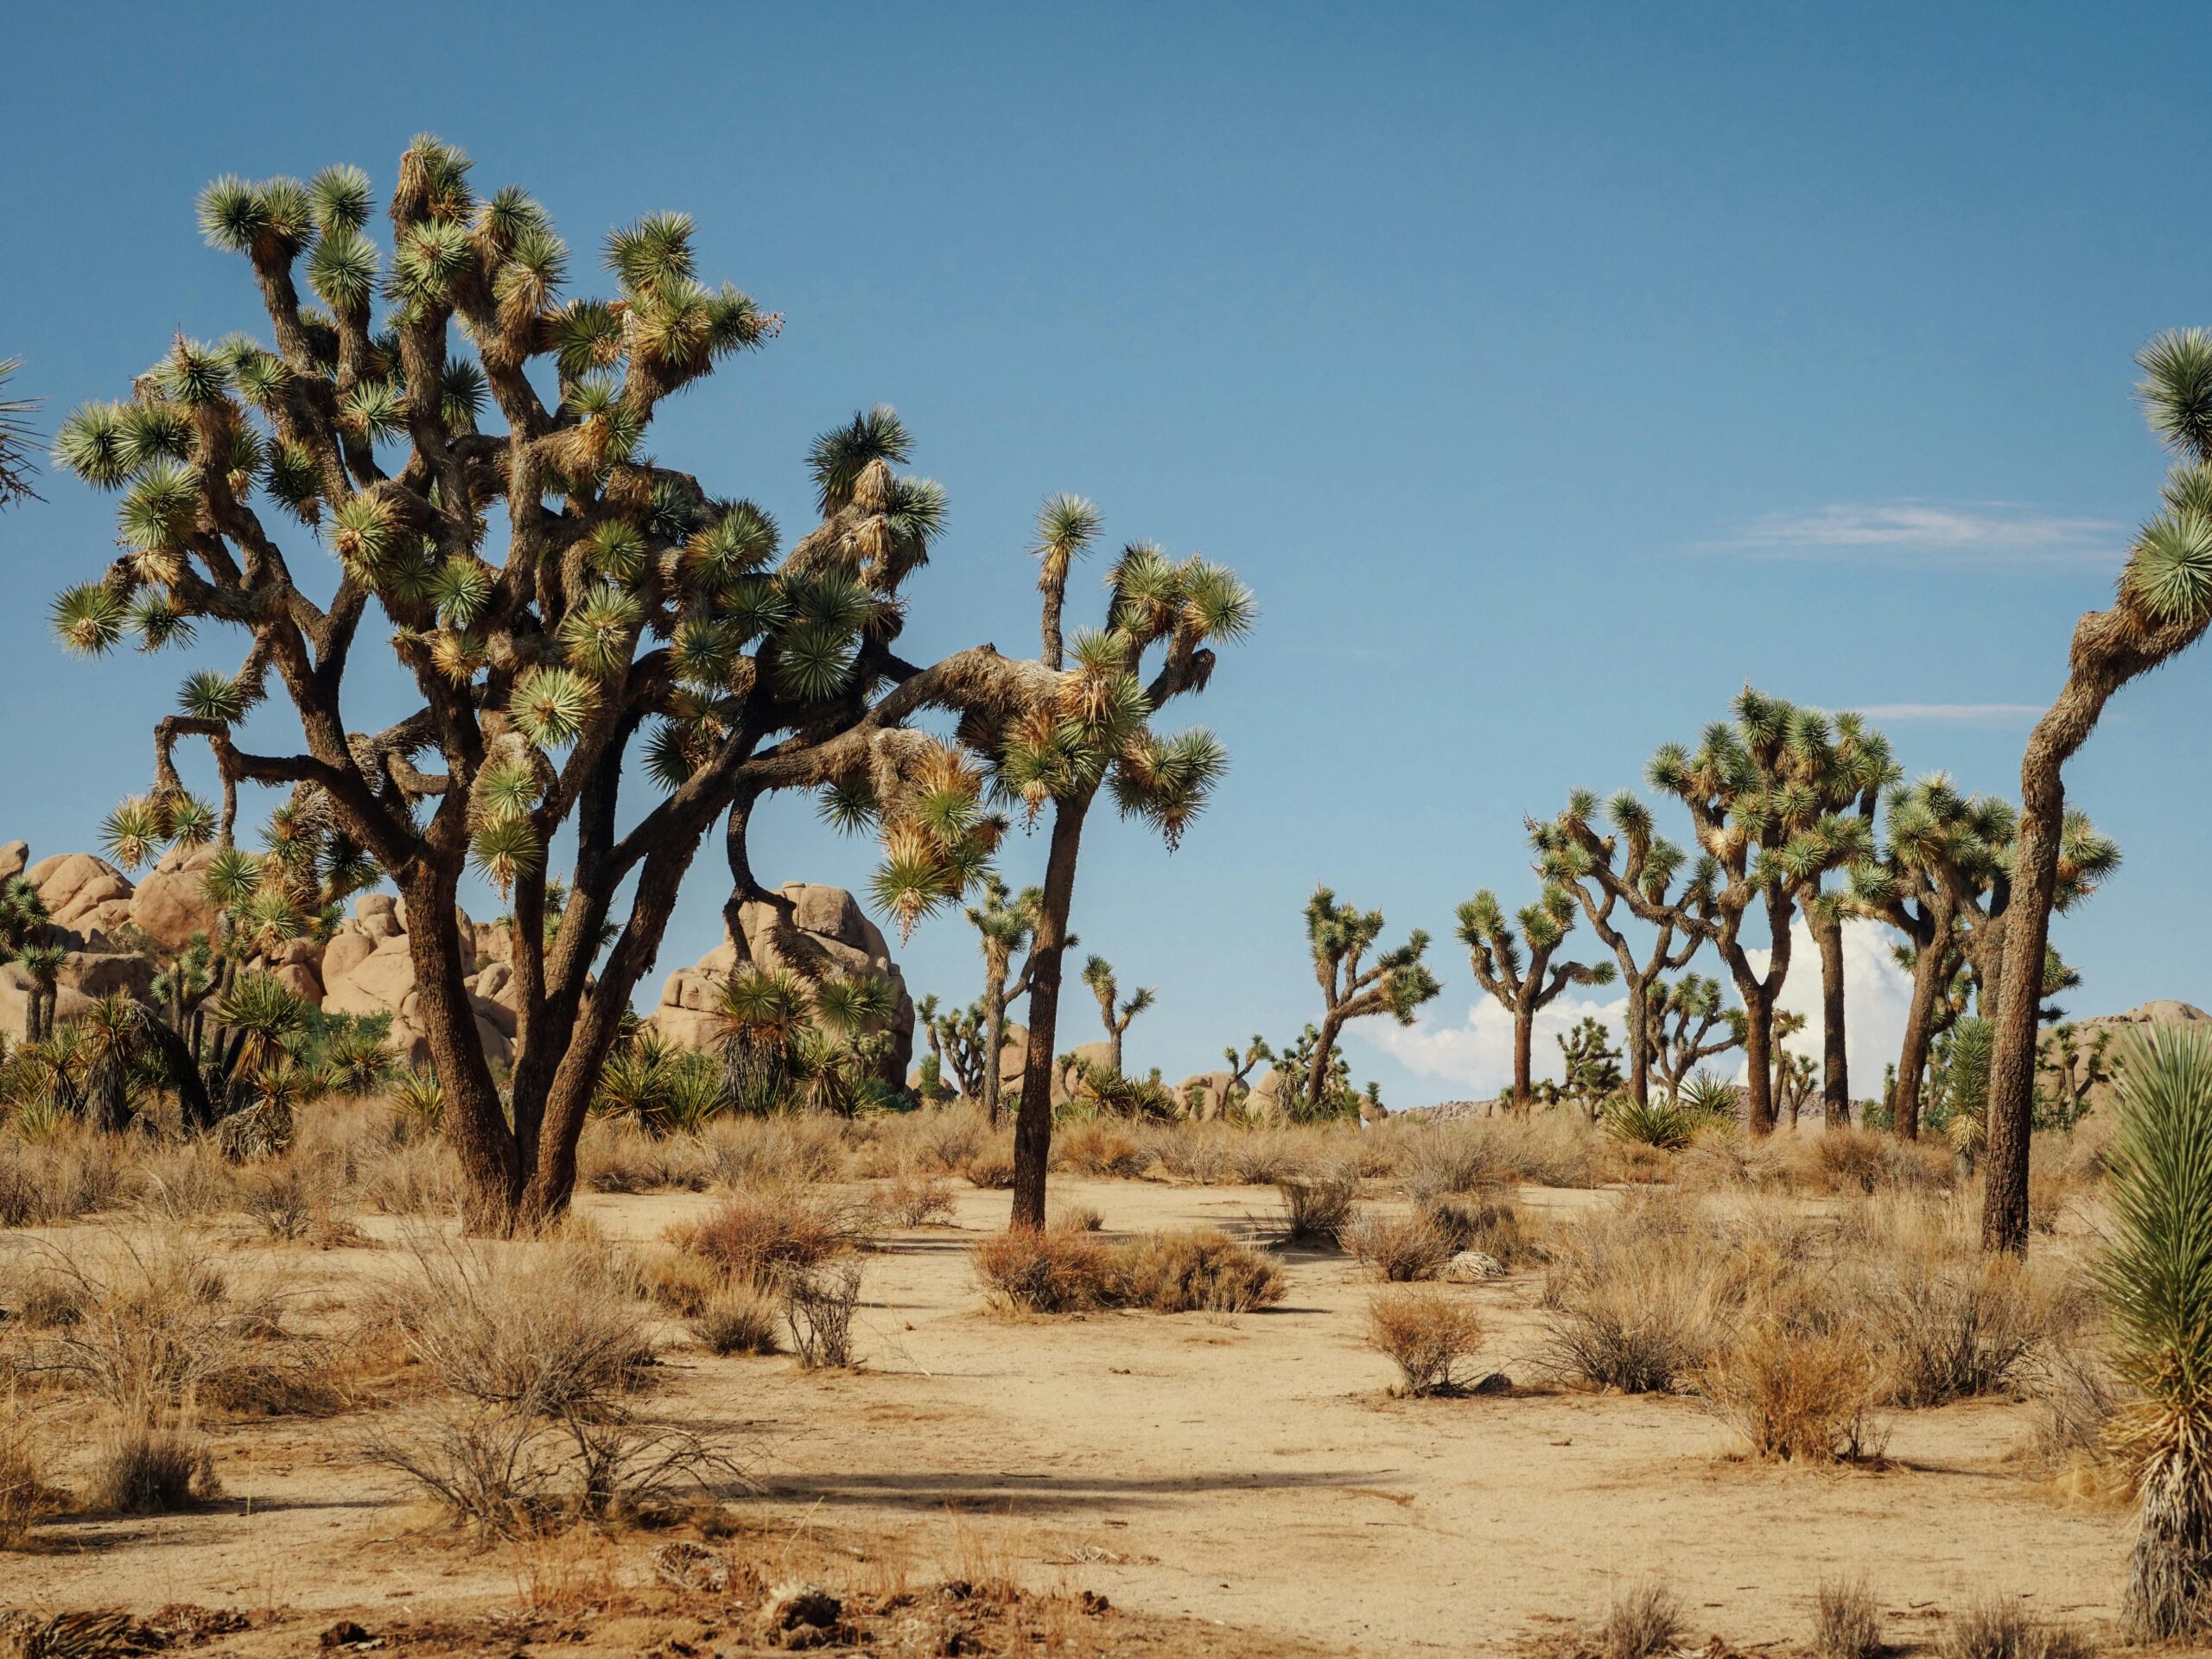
[[1115, 1230, 1284, 1313], [0, 1128, 131, 1227], [972, 1224, 1122, 1314], [1536, 1198, 1733, 1392], [1812, 1576, 1884, 1659], [702, 1116, 851, 1190], [356, 1139, 465, 1217], [1700, 1314, 1885, 1463], [1057, 1121, 1150, 1179], [1344, 1207, 1459, 1281], [1855, 1211, 2070, 1406], [906, 1106, 990, 1176], [960, 1144, 1019, 1190], [581, 1121, 715, 1194], [1275, 1167, 1357, 1245], [878, 1170, 958, 1227], [779, 1261, 865, 1369], [672, 1190, 867, 1288], [1365, 1287, 1485, 1396]]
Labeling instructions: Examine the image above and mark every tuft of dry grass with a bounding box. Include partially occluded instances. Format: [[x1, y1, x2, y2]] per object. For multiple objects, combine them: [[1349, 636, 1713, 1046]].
[[1812, 1575, 1884, 1659], [877, 1170, 958, 1227], [579, 1121, 715, 1194], [1536, 1196, 1737, 1393], [1701, 1315, 1885, 1463], [1855, 1210, 2070, 1407], [690, 1288, 781, 1357], [1344, 1207, 1459, 1282], [356, 1138, 464, 1217], [1057, 1121, 1150, 1179], [85, 1411, 219, 1514], [1599, 1578, 1685, 1659], [960, 1143, 1018, 1189], [0, 1127, 132, 1227], [0, 1394, 64, 1548], [1936, 1595, 2095, 1659], [702, 1116, 850, 1189], [1365, 1286, 1484, 1397]]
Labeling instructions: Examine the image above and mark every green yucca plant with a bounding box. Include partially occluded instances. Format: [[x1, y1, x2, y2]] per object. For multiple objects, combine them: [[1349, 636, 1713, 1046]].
[[1601, 1093, 1696, 1152], [2098, 1026, 2212, 1638]]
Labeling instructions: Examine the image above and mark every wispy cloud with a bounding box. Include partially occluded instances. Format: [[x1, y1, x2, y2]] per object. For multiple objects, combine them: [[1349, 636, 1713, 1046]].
[[1714, 501, 2124, 566], [1849, 702, 2044, 724]]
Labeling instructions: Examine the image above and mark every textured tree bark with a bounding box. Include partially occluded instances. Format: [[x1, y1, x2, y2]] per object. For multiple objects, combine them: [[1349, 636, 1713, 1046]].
[[1737, 982, 1777, 1135], [1892, 939, 1949, 1141], [1623, 982, 1650, 1108], [1814, 912, 1850, 1128], [1511, 1005, 1536, 1112], [405, 869, 521, 1233], [1306, 1011, 1345, 1118], [981, 969, 1009, 1128], [1012, 798, 1090, 1230]]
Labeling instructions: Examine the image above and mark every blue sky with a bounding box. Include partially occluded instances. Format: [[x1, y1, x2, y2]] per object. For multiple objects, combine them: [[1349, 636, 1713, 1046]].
[[3, 3, 2208, 1102]]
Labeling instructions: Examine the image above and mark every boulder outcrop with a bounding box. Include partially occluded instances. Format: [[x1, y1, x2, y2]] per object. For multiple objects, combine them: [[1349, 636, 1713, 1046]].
[[316, 893, 520, 1069], [648, 882, 914, 1084]]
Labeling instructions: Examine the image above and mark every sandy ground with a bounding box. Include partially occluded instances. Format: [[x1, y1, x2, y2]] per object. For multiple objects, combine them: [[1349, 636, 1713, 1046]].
[[4, 1177, 2130, 1656]]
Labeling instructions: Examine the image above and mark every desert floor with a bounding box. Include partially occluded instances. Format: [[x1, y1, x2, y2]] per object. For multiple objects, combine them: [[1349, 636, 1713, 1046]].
[[5, 1176, 2126, 1656]]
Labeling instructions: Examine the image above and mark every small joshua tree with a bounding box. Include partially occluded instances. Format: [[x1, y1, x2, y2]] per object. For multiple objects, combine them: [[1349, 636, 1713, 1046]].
[[960, 875, 1054, 1126], [1554, 1015, 1624, 1118], [1081, 954, 1154, 1077], [1644, 972, 1746, 1097], [1300, 887, 1440, 1120], [2097, 1027, 2212, 1637], [915, 993, 988, 1102], [1535, 791, 1717, 1106], [1986, 330, 2212, 1254], [1455, 883, 1613, 1111], [2038, 1021, 2120, 1129]]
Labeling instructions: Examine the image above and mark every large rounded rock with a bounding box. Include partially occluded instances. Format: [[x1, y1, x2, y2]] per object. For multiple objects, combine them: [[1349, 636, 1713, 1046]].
[[56, 950, 156, 1003], [29, 853, 132, 925], [128, 845, 222, 949], [0, 842, 27, 882]]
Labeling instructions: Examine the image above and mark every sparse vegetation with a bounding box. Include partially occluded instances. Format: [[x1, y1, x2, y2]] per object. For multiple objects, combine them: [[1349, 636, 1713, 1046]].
[[1811, 1576, 1884, 1659], [1366, 1286, 1485, 1396]]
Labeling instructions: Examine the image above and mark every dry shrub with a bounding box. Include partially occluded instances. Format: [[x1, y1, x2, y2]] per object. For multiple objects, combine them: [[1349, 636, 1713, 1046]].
[[371, 1233, 653, 1413], [1702, 1316, 1885, 1463], [581, 1121, 715, 1194], [636, 1247, 723, 1319], [1366, 1286, 1484, 1396], [1058, 1121, 1150, 1179], [1538, 1196, 1735, 1392], [239, 1160, 361, 1245], [0, 1128, 131, 1227], [132, 1140, 243, 1222], [1049, 1201, 1103, 1232], [1393, 1121, 1509, 1202], [702, 1116, 849, 1189], [1600, 1579, 1685, 1659], [1138, 1121, 1236, 1185], [690, 1288, 781, 1357], [1424, 1195, 1538, 1266], [1937, 1595, 2095, 1659], [780, 1261, 864, 1369], [878, 1170, 957, 1227], [1344, 1207, 1458, 1281], [86, 1412, 219, 1514], [907, 1106, 990, 1175], [1115, 1229, 1283, 1313], [2033, 1341, 2126, 1478], [1276, 1166, 1357, 1245], [973, 1224, 1120, 1313], [0, 1395, 64, 1547], [960, 1143, 1018, 1189], [1225, 1129, 1311, 1186], [1812, 1576, 1883, 1659], [357, 1138, 464, 1217], [1394, 1114, 1605, 1193], [1854, 1207, 2069, 1406], [674, 1189, 865, 1287], [1802, 1127, 1955, 1195]]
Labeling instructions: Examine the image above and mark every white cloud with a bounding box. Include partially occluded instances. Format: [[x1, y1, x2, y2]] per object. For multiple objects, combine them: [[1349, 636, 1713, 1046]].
[[1716, 502, 2122, 566], [1357, 990, 1628, 1098], [1359, 917, 1916, 1106], [1850, 702, 2043, 723]]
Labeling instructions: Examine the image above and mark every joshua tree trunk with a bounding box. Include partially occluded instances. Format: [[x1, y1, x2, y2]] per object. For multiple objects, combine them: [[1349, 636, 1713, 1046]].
[[405, 868, 520, 1231], [1623, 981, 1651, 1108], [1737, 977, 1777, 1134], [1892, 941, 1952, 1141], [1813, 911, 1849, 1127], [1012, 796, 1091, 1230], [1305, 1012, 1346, 1118], [981, 974, 1009, 1128], [1510, 1007, 1536, 1113]]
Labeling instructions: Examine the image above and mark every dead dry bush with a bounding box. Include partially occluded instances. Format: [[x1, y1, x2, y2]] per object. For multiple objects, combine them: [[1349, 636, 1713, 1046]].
[[1812, 1576, 1884, 1659], [369, 1233, 654, 1414], [1389, 1114, 1607, 1194], [690, 1288, 782, 1357], [1366, 1286, 1485, 1396], [1424, 1194, 1540, 1266], [580, 1121, 715, 1194], [1599, 1578, 1686, 1659], [1800, 1127, 1956, 1196], [1275, 1166, 1357, 1245], [904, 1105, 990, 1175], [1344, 1207, 1459, 1281], [0, 1395, 64, 1547], [356, 1138, 464, 1217], [1936, 1595, 2095, 1659], [1701, 1313, 1886, 1463], [672, 1189, 868, 1287], [972, 1224, 1122, 1313], [0, 1128, 132, 1227], [130, 1141, 245, 1223], [960, 1142, 1018, 1189], [1116, 1229, 1284, 1313], [1537, 1196, 1737, 1392], [876, 1170, 958, 1227], [1138, 1121, 1237, 1184], [1057, 1121, 1151, 1179], [779, 1261, 865, 1368], [85, 1410, 219, 1514], [1852, 1207, 2075, 1406], [702, 1116, 850, 1189]]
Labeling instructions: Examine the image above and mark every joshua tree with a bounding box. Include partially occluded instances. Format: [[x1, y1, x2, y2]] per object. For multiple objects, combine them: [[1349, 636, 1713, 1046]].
[[2038, 1021, 2119, 1129], [1081, 954, 1154, 1077], [961, 876, 1053, 1125], [1645, 690, 1875, 1135], [52, 139, 1216, 1233], [983, 518, 1255, 1229], [918, 994, 989, 1101], [1554, 1015, 1624, 1117], [1456, 883, 1614, 1110], [2096, 1028, 2212, 1638], [1301, 887, 1440, 1119], [714, 966, 899, 1116], [1944, 802, 2119, 1015], [17, 943, 66, 1044], [1986, 331, 2212, 1254], [1790, 714, 1895, 1127], [0, 356, 40, 509], [1645, 972, 1747, 1096], [1535, 790, 1718, 1106]]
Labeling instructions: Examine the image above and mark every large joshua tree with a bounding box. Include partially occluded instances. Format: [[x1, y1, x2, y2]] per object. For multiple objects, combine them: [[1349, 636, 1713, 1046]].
[[1644, 972, 1747, 1096], [1456, 882, 1616, 1110], [1080, 954, 1153, 1077], [48, 139, 1203, 1233], [1534, 790, 1719, 1106], [1300, 887, 1440, 1118], [1985, 331, 2212, 1254], [988, 513, 1255, 1229], [1646, 690, 1872, 1135]]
